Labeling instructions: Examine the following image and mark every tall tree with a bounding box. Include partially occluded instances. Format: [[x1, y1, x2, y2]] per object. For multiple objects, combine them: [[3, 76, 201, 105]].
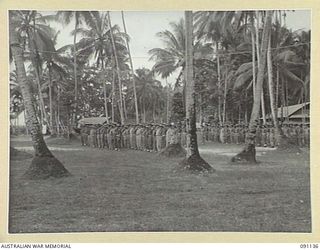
[[231, 10, 273, 163], [10, 12, 70, 179], [121, 11, 139, 124], [56, 11, 97, 125], [181, 11, 213, 172], [107, 11, 125, 125]]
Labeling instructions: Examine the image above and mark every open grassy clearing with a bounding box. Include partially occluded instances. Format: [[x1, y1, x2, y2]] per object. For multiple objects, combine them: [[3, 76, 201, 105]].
[[9, 137, 311, 232]]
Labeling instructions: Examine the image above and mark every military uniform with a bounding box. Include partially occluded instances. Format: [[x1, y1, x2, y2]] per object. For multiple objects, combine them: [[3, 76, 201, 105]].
[[89, 126, 97, 148], [136, 126, 142, 150]]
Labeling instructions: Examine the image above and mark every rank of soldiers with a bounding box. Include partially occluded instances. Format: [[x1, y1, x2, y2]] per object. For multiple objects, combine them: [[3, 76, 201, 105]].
[[80, 122, 310, 151]]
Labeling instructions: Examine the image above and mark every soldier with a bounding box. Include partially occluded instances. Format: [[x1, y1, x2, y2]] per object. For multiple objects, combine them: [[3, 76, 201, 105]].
[[114, 124, 122, 150], [80, 124, 87, 146], [141, 125, 148, 151], [214, 125, 220, 143], [266, 124, 271, 147], [136, 125, 142, 150], [296, 124, 303, 147], [220, 125, 225, 144], [107, 124, 114, 150], [269, 125, 276, 148], [287, 124, 294, 140], [145, 125, 152, 152], [234, 124, 240, 145], [282, 123, 289, 138], [152, 125, 158, 152], [161, 125, 168, 149], [155, 125, 163, 152], [166, 124, 175, 146], [89, 125, 97, 148], [129, 125, 136, 149], [305, 124, 310, 147], [261, 125, 267, 147], [103, 124, 109, 149], [122, 125, 130, 149], [180, 123, 187, 147], [197, 124, 204, 145], [225, 125, 231, 144]]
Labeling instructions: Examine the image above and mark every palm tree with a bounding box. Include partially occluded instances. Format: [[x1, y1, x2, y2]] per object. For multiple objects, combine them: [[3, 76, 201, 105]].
[[41, 31, 72, 135], [73, 11, 128, 123], [181, 11, 213, 172], [194, 11, 224, 124], [107, 11, 125, 124], [13, 10, 56, 127], [9, 12, 70, 179], [56, 11, 97, 125], [121, 11, 139, 124], [130, 68, 164, 122], [231, 10, 273, 163]]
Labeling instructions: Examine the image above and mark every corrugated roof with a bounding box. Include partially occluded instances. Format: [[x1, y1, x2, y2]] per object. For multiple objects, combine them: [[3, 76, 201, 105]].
[[78, 117, 108, 125], [276, 102, 309, 118]]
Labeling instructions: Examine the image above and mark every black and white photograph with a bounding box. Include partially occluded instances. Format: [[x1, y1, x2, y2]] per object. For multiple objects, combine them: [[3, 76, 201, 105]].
[[8, 9, 311, 233]]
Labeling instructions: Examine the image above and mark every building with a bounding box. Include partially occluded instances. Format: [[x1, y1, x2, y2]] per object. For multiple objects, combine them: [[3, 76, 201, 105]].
[[266, 102, 309, 124]]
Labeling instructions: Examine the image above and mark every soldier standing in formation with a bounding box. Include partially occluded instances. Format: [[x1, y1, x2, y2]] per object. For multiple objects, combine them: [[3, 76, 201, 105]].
[[79, 119, 310, 152]]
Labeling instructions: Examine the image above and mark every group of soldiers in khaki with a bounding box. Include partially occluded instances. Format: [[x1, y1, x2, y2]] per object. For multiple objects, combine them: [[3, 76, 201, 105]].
[[200, 123, 310, 148], [80, 121, 310, 151], [80, 123, 181, 152]]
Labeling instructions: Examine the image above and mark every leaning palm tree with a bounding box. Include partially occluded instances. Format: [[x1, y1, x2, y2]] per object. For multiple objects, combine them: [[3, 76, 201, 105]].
[[231, 10, 273, 163], [9, 12, 70, 179], [181, 11, 213, 172], [13, 10, 55, 127], [107, 11, 125, 125], [121, 11, 139, 124]]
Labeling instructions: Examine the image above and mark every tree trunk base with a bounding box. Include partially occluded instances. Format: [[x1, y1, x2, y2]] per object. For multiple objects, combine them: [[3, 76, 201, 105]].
[[23, 155, 71, 180], [180, 154, 214, 173], [159, 143, 186, 158], [231, 144, 257, 163]]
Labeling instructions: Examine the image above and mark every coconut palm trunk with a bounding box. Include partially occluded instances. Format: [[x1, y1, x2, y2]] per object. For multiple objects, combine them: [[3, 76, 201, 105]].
[[111, 69, 115, 122], [10, 20, 70, 179], [222, 63, 228, 124], [255, 11, 267, 125], [73, 12, 79, 127], [103, 81, 109, 121], [48, 65, 55, 135], [121, 11, 139, 124], [26, 31, 48, 128], [216, 43, 222, 125], [107, 12, 125, 125], [101, 63, 109, 122], [266, 33, 288, 147], [251, 16, 256, 100], [181, 11, 213, 172], [231, 10, 273, 163]]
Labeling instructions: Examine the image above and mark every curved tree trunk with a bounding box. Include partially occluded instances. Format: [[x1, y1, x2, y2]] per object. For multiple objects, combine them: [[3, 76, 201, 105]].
[[73, 13, 79, 127], [266, 34, 288, 147], [231, 10, 273, 163], [121, 11, 139, 124], [216, 42, 222, 126], [251, 16, 256, 101], [181, 11, 213, 172], [107, 11, 125, 125], [27, 32, 48, 129], [48, 65, 55, 136], [255, 11, 267, 125], [10, 19, 70, 179]]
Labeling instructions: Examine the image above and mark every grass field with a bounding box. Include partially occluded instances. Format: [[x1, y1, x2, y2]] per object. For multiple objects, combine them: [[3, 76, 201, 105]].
[[9, 136, 311, 233]]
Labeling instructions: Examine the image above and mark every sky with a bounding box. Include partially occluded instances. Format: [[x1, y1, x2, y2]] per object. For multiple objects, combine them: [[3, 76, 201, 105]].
[[48, 10, 311, 86]]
